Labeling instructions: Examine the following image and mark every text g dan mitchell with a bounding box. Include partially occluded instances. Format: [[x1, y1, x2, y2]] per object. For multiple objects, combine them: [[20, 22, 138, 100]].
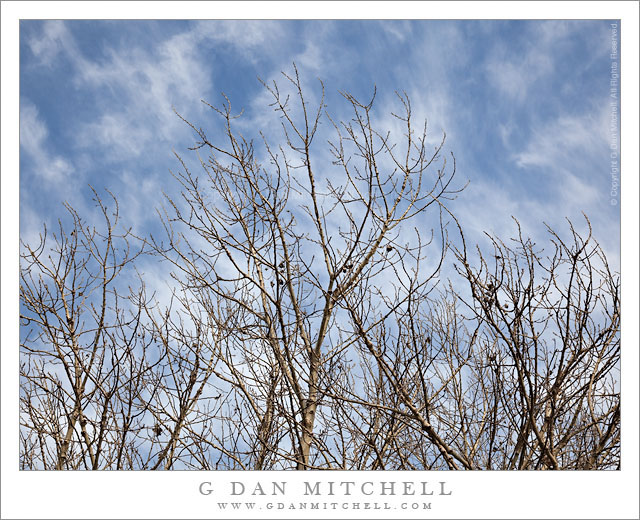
[[199, 480, 452, 497]]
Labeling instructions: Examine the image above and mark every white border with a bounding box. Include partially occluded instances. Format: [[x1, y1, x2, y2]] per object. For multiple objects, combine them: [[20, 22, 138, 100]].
[[2, 2, 638, 519]]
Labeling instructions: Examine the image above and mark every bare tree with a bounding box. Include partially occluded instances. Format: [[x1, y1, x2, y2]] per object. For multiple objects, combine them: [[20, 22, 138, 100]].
[[19, 69, 620, 470], [447, 215, 620, 469], [150, 65, 462, 469], [19, 189, 159, 469]]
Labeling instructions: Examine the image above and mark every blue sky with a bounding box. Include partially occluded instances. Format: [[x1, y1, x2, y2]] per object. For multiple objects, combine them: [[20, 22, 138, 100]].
[[19, 19, 620, 267]]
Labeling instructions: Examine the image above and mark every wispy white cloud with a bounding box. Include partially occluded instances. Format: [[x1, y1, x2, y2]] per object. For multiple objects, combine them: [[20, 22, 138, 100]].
[[117, 169, 164, 230], [192, 20, 284, 61], [73, 32, 212, 158], [486, 44, 553, 102], [514, 109, 609, 170], [377, 20, 413, 43], [20, 100, 74, 183], [22, 21, 220, 245], [78, 112, 153, 159], [485, 21, 612, 105], [455, 177, 546, 245], [25, 20, 75, 67], [18, 204, 48, 251]]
